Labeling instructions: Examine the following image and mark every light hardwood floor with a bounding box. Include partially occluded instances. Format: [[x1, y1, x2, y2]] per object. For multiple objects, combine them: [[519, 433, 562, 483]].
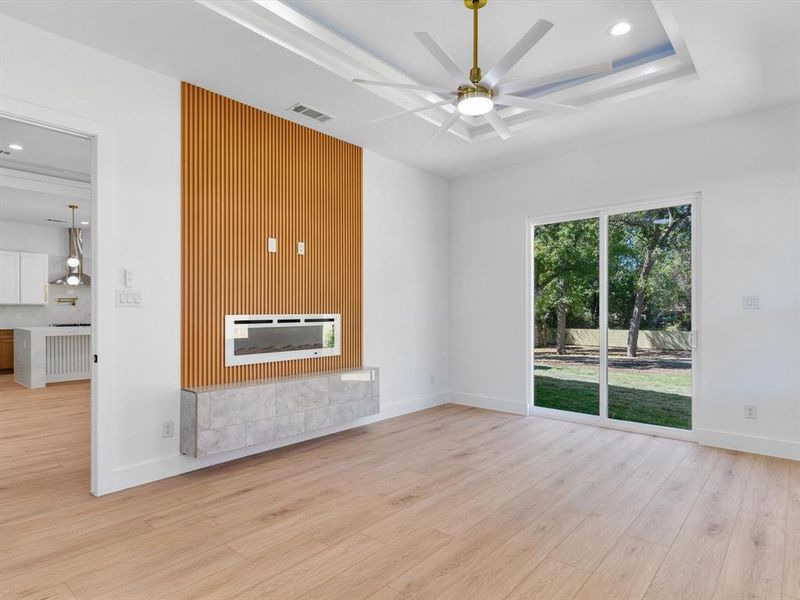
[[1, 374, 798, 599]]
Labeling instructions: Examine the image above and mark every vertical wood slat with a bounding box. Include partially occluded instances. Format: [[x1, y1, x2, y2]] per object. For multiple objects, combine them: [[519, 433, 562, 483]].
[[181, 83, 363, 387]]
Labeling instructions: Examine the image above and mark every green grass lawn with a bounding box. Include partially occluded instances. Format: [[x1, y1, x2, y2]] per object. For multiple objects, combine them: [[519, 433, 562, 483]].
[[533, 361, 692, 430]]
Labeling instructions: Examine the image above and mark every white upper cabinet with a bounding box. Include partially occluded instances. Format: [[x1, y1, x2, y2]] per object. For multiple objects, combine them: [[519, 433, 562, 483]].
[[19, 252, 49, 305], [0, 251, 21, 304], [0, 251, 49, 305]]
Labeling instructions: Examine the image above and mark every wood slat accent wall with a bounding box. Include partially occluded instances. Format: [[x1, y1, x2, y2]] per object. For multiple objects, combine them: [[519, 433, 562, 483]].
[[181, 83, 362, 387]]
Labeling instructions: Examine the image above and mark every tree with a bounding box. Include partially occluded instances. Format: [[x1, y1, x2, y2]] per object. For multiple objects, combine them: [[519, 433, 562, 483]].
[[608, 206, 691, 357], [534, 219, 599, 354]]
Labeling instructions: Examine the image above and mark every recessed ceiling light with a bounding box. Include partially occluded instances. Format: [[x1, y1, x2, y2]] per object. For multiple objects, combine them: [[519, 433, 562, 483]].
[[80, 221, 90, 226], [608, 21, 632, 36], [8, 143, 23, 151]]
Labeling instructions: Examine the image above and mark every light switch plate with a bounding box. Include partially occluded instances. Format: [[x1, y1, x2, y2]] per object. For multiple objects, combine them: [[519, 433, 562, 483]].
[[124, 268, 134, 288], [116, 289, 143, 307], [297, 241, 305, 255], [268, 237, 277, 253]]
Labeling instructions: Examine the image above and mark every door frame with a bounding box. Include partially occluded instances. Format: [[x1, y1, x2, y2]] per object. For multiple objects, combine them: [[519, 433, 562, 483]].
[[1, 95, 113, 496], [525, 192, 700, 442]]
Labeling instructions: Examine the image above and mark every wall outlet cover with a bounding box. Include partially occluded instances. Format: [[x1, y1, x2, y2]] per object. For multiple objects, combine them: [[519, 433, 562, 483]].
[[744, 405, 757, 419], [116, 289, 143, 307], [268, 237, 277, 253], [297, 241, 305, 255], [742, 295, 761, 310], [161, 421, 174, 438]]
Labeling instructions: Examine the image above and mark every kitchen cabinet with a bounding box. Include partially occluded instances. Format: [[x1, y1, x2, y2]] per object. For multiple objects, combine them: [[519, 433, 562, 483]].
[[0, 329, 13, 373], [0, 251, 20, 304], [19, 253, 49, 304], [0, 251, 48, 305]]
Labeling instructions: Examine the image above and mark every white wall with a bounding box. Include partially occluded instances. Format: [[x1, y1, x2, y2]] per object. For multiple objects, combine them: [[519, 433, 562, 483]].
[[449, 102, 800, 460], [0, 15, 451, 493], [363, 150, 449, 413]]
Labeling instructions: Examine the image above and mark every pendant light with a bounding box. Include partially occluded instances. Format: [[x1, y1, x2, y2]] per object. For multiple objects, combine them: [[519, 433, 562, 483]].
[[66, 205, 80, 270]]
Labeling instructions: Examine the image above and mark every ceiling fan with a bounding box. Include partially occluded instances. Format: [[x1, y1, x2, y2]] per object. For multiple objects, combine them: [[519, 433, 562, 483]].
[[354, 0, 612, 140]]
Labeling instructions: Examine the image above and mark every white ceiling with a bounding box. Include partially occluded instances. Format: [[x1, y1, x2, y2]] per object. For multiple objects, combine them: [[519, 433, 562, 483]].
[[0, 117, 92, 228], [285, 0, 672, 86], [1, 1, 798, 178], [0, 117, 91, 180], [0, 186, 92, 229]]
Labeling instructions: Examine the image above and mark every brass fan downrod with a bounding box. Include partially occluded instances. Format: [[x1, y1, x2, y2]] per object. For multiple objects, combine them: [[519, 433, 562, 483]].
[[466, 0, 487, 84]]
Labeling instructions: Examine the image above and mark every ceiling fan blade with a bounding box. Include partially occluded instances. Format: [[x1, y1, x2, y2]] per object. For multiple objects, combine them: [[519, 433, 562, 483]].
[[353, 79, 455, 95], [370, 100, 453, 123], [483, 108, 511, 140], [413, 32, 470, 87], [493, 94, 583, 115], [480, 19, 554, 89], [496, 59, 613, 96], [431, 110, 462, 141]]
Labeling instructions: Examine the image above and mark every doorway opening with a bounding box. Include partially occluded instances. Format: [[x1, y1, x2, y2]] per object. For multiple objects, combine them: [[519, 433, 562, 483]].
[[0, 114, 96, 495], [529, 196, 697, 435]]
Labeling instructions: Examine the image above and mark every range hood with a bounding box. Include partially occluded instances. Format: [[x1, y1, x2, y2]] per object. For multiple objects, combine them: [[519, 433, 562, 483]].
[[51, 227, 91, 286]]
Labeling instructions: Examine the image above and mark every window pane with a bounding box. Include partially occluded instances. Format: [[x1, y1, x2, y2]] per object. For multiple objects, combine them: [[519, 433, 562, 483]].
[[607, 205, 692, 429], [533, 217, 600, 416]]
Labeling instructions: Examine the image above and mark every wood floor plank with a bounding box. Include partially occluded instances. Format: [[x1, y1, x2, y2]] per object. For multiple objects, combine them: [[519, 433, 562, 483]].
[[573, 535, 667, 600], [693, 450, 754, 519], [432, 505, 586, 600], [713, 510, 785, 600], [785, 492, 800, 599], [166, 535, 327, 600], [503, 558, 590, 600], [300, 526, 452, 600], [229, 533, 385, 600], [642, 510, 735, 600], [548, 476, 661, 571], [627, 463, 712, 546], [387, 485, 558, 600], [741, 455, 790, 520]]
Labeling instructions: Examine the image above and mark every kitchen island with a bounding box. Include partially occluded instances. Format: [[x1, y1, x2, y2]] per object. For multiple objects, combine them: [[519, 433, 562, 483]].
[[14, 326, 91, 388]]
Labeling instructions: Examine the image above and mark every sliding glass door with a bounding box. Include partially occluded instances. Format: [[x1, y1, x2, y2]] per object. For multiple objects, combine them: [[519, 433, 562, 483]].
[[531, 199, 695, 431]]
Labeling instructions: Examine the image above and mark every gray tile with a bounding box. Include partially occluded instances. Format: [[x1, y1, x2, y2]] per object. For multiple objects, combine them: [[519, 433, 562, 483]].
[[274, 412, 305, 439], [197, 392, 211, 430], [180, 390, 197, 457], [372, 368, 380, 399], [305, 402, 354, 432], [209, 385, 276, 428], [304, 407, 330, 432], [328, 370, 372, 405], [197, 424, 246, 457], [246, 413, 305, 447], [354, 397, 380, 419], [277, 377, 328, 414]]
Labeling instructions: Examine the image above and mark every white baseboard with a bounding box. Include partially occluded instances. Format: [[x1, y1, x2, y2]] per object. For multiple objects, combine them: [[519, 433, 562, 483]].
[[97, 392, 450, 495], [696, 428, 800, 461], [449, 391, 527, 415]]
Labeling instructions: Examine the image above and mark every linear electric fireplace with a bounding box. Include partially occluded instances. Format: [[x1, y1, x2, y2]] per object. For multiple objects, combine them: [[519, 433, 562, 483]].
[[224, 314, 341, 367]]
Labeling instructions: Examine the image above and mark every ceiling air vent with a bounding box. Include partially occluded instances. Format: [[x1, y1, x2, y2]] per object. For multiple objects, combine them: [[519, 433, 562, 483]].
[[288, 103, 334, 123]]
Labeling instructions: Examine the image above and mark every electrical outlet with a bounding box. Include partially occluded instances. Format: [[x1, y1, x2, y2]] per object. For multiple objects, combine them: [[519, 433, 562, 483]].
[[161, 420, 175, 438], [744, 405, 757, 420], [743, 295, 761, 310], [268, 237, 277, 253], [297, 241, 305, 255]]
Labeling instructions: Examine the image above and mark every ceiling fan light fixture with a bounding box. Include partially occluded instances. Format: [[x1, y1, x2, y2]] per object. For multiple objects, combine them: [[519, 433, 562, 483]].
[[457, 88, 493, 116]]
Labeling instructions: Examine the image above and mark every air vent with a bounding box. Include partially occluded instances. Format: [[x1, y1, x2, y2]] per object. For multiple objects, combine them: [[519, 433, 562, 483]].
[[288, 103, 334, 123], [47, 218, 67, 223]]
